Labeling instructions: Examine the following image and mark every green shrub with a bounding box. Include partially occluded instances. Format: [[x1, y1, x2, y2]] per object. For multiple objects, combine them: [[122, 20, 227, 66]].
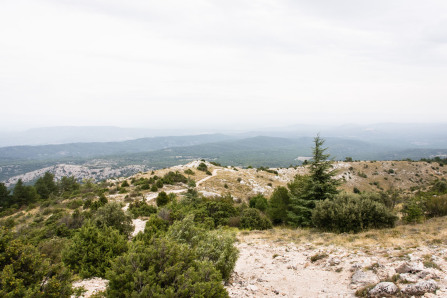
[[184, 169, 195, 175], [106, 239, 227, 297], [312, 193, 397, 233], [121, 180, 129, 188], [94, 202, 133, 237], [195, 229, 238, 281], [156, 191, 170, 207], [197, 162, 208, 172], [0, 228, 72, 297], [66, 199, 83, 209], [140, 214, 170, 240], [249, 194, 268, 212], [128, 199, 157, 218], [62, 222, 128, 278], [402, 198, 425, 223], [425, 194, 447, 217], [268, 186, 290, 225], [162, 171, 188, 185], [240, 208, 272, 230], [205, 199, 237, 227], [155, 180, 164, 189]]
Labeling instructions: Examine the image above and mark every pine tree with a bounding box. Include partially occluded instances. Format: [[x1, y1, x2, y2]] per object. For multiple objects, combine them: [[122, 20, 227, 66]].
[[287, 135, 340, 226], [305, 134, 339, 201]]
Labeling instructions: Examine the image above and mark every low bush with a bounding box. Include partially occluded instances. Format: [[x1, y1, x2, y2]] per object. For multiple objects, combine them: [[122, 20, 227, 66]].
[[156, 191, 170, 207], [106, 238, 227, 297], [240, 208, 272, 230], [62, 222, 128, 278], [128, 199, 157, 218], [312, 193, 397, 233], [249, 194, 268, 212], [425, 194, 447, 217], [197, 162, 208, 172]]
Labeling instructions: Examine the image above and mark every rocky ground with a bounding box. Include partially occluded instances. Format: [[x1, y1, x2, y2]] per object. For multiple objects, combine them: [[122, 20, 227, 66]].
[[226, 228, 447, 297]]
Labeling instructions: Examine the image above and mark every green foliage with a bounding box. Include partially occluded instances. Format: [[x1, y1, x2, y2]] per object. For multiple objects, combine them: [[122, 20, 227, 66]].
[[184, 169, 195, 175], [425, 194, 447, 217], [106, 239, 228, 298], [249, 194, 268, 212], [156, 191, 170, 207], [155, 179, 164, 189], [431, 180, 447, 193], [12, 179, 39, 207], [205, 199, 237, 227], [140, 214, 170, 240], [197, 162, 208, 172], [312, 193, 397, 233], [195, 228, 239, 281], [287, 136, 340, 227], [34, 171, 58, 200], [0, 228, 72, 297], [0, 182, 11, 208], [305, 135, 340, 201], [120, 180, 129, 188], [94, 202, 133, 237], [166, 215, 238, 281], [402, 198, 425, 223], [268, 186, 290, 225], [162, 171, 188, 185], [62, 222, 128, 278], [59, 176, 80, 194], [240, 208, 272, 230], [128, 199, 157, 218], [187, 178, 196, 188]]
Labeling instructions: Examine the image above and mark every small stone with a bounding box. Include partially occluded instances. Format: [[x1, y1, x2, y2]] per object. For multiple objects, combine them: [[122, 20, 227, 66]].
[[329, 257, 341, 266], [369, 282, 399, 297], [247, 284, 258, 292]]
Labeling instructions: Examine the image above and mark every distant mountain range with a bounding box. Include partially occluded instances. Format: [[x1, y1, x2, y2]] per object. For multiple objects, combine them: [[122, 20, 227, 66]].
[[1, 123, 447, 184]]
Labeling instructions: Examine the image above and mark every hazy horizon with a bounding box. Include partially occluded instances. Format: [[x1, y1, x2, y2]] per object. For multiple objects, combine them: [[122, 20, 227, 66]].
[[1, 1, 447, 130]]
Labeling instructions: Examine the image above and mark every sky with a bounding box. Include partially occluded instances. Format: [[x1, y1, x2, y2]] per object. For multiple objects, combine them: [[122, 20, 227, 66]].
[[1, 0, 447, 131]]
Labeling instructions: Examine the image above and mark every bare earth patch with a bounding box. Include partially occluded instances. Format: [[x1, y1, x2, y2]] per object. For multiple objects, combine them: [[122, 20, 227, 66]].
[[227, 222, 447, 297], [71, 277, 108, 297]]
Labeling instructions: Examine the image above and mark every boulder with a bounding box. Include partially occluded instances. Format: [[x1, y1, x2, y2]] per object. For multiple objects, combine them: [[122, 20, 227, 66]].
[[402, 279, 438, 296], [395, 261, 423, 274], [369, 282, 399, 297], [351, 269, 380, 286]]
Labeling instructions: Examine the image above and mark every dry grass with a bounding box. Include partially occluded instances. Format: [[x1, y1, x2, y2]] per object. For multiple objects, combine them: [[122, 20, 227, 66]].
[[239, 216, 447, 251]]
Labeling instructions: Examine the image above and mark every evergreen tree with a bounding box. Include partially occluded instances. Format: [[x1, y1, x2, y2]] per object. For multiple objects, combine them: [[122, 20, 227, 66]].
[[0, 182, 11, 208], [267, 186, 290, 225], [287, 135, 340, 226], [35, 171, 58, 199], [12, 179, 39, 207], [305, 135, 339, 201]]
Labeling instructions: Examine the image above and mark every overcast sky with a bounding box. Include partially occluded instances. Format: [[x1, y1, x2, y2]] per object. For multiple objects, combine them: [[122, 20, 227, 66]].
[[1, 0, 447, 131]]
